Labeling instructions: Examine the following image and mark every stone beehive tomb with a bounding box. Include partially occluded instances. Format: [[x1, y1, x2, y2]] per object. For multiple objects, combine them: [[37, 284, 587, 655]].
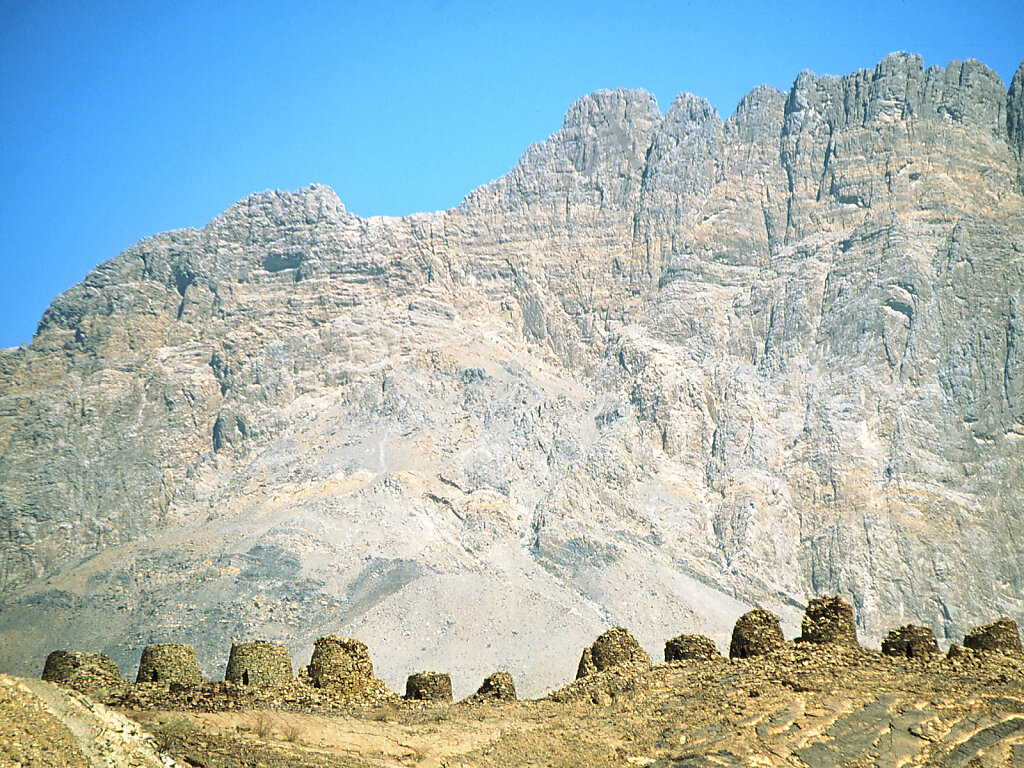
[[41, 651, 121, 692], [729, 608, 786, 658], [799, 595, 859, 646], [963, 617, 1024, 655], [576, 626, 651, 679], [665, 634, 720, 662], [472, 671, 517, 701], [135, 643, 202, 685], [307, 636, 390, 698], [881, 625, 940, 659], [224, 640, 292, 688], [405, 671, 453, 702]]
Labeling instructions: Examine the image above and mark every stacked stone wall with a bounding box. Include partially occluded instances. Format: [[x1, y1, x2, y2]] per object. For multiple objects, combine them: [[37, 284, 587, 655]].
[[42, 651, 121, 692], [963, 618, 1024, 655], [405, 671, 453, 702], [576, 627, 650, 679], [224, 640, 292, 688], [799, 596, 859, 646], [470, 671, 516, 701], [136, 643, 202, 685], [882, 625, 940, 659], [665, 634, 720, 662], [730, 608, 786, 658]]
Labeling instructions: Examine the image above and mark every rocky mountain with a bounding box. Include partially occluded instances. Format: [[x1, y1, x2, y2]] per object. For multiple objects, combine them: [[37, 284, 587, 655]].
[[2, 52, 1024, 698]]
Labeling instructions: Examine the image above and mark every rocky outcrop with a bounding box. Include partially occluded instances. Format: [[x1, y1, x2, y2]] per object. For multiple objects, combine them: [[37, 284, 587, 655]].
[[1, 53, 1023, 699], [0, 674, 171, 768], [1007, 61, 1024, 188]]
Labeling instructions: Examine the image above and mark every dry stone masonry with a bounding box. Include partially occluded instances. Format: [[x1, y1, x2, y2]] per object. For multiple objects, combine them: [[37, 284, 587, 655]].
[[664, 634, 720, 662], [798, 596, 859, 646], [306, 636, 390, 698], [41, 651, 121, 692], [881, 625, 941, 659], [575, 627, 651, 679], [224, 640, 292, 688], [963, 618, 1024, 655], [135, 643, 202, 685], [405, 671, 453, 702], [469, 671, 517, 702], [730, 609, 786, 658]]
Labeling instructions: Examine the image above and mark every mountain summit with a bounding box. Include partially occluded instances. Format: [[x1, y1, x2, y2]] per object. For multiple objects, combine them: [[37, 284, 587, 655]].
[[2, 52, 1024, 697]]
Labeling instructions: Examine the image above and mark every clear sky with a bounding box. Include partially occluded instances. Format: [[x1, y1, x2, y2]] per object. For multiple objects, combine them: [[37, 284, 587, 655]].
[[1, 0, 1022, 348]]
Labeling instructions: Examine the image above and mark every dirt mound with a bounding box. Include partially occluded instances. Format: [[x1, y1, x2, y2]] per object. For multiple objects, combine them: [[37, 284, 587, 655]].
[[882, 625, 940, 658], [665, 634, 720, 662], [729, 608, 786, 658], [798, 595, 859, 646]]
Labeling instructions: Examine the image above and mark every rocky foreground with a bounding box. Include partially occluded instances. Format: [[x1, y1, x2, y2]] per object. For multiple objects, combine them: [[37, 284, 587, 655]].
[[4, 641, 1024, 767], [4, 601, 1023, 767]]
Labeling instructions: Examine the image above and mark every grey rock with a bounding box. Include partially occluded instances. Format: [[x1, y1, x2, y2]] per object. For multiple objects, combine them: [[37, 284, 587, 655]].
[[2, 53, 1024, 698]]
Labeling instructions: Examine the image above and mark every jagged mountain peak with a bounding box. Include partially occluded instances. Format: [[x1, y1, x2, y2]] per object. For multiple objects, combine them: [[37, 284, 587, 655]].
[[2, 53, 1024, 699]]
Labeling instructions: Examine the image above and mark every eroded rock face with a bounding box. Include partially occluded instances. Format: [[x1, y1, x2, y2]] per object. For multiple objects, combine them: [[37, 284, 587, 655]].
[[1, 53, 1024, 698]]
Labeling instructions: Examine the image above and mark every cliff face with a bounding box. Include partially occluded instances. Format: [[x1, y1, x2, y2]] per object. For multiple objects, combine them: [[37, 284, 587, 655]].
[[2, 53, 1023, 697]]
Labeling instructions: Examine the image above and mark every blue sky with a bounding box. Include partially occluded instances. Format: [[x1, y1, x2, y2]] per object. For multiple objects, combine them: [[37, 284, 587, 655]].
[[1, 0, 1022, 348]]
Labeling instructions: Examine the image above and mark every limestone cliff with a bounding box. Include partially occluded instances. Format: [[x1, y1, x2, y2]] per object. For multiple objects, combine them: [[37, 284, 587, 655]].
[[2, 53, 1024, 697]]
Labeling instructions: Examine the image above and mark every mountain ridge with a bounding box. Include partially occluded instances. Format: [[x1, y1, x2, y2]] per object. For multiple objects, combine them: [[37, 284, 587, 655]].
[[1, 51, 1023, 698]]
